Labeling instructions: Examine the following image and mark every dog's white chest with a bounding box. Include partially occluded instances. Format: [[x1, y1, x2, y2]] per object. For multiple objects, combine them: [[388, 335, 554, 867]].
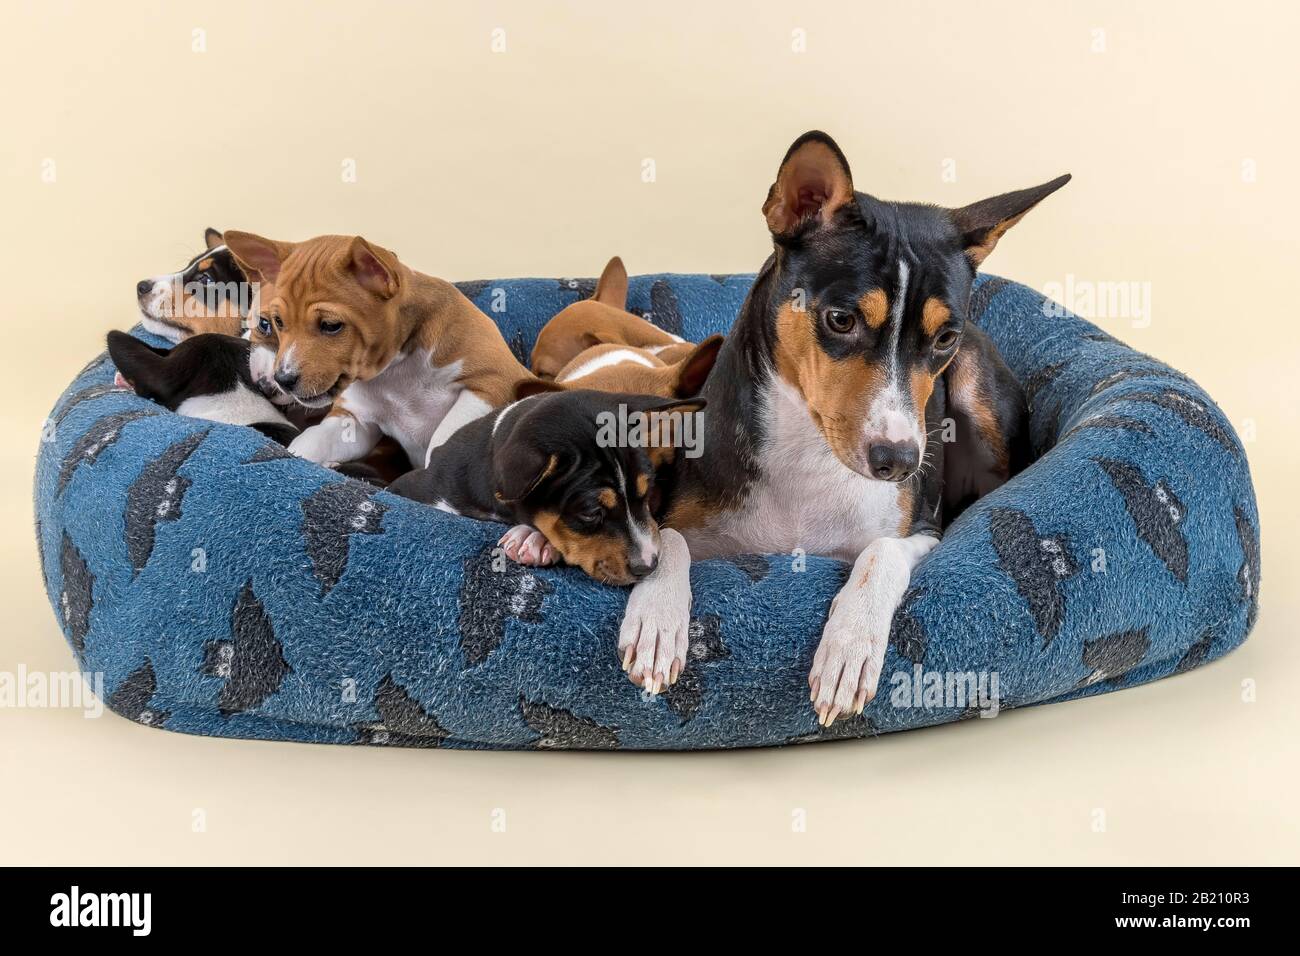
[[686, 379, 906, 562], [338, 350, 462, 463], [176, 382, 290, 428]]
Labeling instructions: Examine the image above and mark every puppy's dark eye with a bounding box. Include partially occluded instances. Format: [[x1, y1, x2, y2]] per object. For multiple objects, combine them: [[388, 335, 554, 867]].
[[257, 316, 272, 336], [823, 308, 855, 334], [575, 508, 604, 529], [319, 318, 344, 336], [934, 328, 961, 351], [195, 273, 214, 286]]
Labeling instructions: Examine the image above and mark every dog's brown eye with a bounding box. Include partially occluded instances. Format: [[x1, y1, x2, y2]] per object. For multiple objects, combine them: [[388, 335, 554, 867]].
[[319, 318, 344, 335], [934, 328, 960, 351], [823, 309, 855, 334], [273, 316, 284, 331]]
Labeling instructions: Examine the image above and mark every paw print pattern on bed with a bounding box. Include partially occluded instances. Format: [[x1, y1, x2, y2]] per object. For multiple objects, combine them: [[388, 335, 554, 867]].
[[300, 480, 388, 596]]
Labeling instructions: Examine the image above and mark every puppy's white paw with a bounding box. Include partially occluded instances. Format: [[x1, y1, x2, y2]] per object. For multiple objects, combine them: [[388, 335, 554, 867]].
[[498, 525, 557, 566], [288, 423, 340, 464], [288, 415, 376, 465], [617, 529, 691, 695]]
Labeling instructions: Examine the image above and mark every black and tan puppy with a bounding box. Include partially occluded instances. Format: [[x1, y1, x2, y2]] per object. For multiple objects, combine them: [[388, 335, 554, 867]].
[[134, 228, 250, 342], [388, 388, 704, 589]]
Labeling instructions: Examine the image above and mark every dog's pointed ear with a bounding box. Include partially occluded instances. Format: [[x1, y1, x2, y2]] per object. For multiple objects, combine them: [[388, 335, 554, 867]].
[[763, 131, 855, 238], [106, 330, 173, 402], [951, 174, 1071, 268], [645, 397, 707, 417], [592, 256, 628, 308], [515, 378, 566, 400], [493, 446, 560, 504], [224, 231, 293, 284], [671, 334, 724, 398], [347, 237, 401, 299], [204, 227, 224, 250], [637, 396, 707, 467]]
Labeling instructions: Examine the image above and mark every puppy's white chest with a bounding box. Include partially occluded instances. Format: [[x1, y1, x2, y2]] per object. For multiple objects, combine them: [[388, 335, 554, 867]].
[[339, 351, 462, 462], [687, 379, 906, 562], [176, 381, 289, 428]]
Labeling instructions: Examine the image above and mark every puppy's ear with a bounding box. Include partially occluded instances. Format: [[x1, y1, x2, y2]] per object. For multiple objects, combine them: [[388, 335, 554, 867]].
[[671, 334, 724, 398], [950, 174, 1071, 269], [515, 378, 566, 401], [204, 227, 224, 250], [645, 397, 706, 416], [347, 237, 401, 299], [592, 256, 628, 309], [224, 231, 293, 284], [493, 445, 560, 504], [107, 330, 172, 402], [638, 396, 707, 467], [763, 131, 855, 238]]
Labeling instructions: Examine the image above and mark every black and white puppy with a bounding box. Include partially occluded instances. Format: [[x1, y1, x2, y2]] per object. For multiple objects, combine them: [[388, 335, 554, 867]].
[[107, 330, 298, 444], [108, 331, 412, 485], [135, 229, 251, 344], [389, 388, 704, 589]]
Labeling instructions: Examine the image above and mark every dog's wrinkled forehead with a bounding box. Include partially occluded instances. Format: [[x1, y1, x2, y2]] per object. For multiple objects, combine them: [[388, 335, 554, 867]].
[[274, 240, 373, 310]]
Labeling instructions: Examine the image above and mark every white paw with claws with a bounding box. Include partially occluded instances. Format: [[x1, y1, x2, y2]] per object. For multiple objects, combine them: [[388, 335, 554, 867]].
[[808, 597, 888, 727], [809, 533, 939, 727], [498, 525, 558, 567], [617, 529, 692, 694]]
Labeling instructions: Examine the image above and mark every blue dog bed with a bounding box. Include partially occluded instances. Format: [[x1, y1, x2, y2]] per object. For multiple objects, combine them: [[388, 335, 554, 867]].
[[33, 274, 1260, 749]]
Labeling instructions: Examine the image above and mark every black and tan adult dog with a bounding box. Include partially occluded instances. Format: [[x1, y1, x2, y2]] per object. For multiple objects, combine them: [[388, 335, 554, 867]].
[[616, 131, 1069, 721]]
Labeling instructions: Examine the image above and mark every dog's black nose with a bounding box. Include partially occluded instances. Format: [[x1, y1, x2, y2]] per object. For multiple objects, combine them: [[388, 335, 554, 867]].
[[867, 440, 919, 481], [274, 369, 299, 391], [629, 552, 659, 579], [136, 279, 153, 298]]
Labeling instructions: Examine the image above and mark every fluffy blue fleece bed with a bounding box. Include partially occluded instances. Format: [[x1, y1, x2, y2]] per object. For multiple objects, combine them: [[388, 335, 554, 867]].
[[33, 274, 1260, 749]]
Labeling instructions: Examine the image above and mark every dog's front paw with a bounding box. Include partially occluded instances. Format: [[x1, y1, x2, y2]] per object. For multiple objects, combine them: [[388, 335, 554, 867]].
[[498, 525, 557, 566], [617, 529, 691, 695], [287, 415, 377, 465], [808, 607, 887, 727], [288, 423, 339, 464], [808, 534, 938, 727]]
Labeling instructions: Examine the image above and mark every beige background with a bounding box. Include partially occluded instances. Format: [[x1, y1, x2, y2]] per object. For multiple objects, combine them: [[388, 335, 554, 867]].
[[2, 1, 1296, 864]]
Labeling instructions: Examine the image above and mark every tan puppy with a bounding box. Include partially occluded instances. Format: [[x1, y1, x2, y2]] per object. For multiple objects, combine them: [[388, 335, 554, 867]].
[[224, 232, 534, 467], [529, 256, 687, 379]]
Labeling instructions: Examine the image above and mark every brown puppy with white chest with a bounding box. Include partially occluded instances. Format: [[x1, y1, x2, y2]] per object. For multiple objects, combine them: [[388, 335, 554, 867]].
[[223, 232, 536, 467], [529, 256, 689, 379]]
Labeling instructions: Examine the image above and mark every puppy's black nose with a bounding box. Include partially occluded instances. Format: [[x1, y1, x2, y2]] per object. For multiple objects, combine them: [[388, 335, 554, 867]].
[[628, 552, 659, 580], [274, 369, 299, 391], [136, 279, 153, 298], [867, 440, 919, 481]]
